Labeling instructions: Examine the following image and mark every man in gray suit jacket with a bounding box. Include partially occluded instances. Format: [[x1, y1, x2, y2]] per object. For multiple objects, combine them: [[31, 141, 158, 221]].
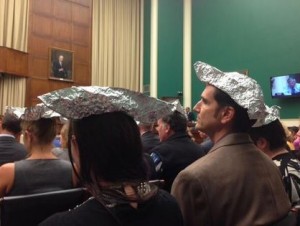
[[0, 113, 27, 166], [171, 61, 292, 226]]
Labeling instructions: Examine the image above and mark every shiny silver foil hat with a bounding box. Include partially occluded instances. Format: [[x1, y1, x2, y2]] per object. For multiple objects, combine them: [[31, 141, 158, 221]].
[[194, 61, 267, 127], [38, 86, 176, 123], [261, 105, 281, 125], [5, 104, 60, 121]]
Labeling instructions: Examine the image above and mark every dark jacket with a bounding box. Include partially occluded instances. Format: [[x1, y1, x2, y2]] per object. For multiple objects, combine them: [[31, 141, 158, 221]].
[[141, 131, 160, 153], [0, 136, 27, 166], [150, 131, 203, 192]]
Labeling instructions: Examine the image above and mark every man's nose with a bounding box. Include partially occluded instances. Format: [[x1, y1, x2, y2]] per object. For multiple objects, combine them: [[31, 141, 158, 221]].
[[193, 101, 201, 113]]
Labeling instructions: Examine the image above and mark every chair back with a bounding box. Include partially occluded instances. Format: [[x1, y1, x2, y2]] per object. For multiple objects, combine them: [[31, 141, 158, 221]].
[[0, 188, 88, 226]]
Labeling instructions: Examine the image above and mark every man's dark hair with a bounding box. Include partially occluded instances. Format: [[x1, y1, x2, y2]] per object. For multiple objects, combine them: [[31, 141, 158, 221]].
[[249, 119, 287, 151], [69, 111, 148, 185], [161, 110, 187, 132], [1, 114, 22, 134], [213, 88, 255, 133]]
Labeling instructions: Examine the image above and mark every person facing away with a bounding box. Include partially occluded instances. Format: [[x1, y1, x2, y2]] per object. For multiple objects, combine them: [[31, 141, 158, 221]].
[[249, 112, 300, 209], [171, 61, 291, 226], [40, 111, 184, 226], [0, 115, 76, 197], [150, 110, 204, 192], [0, 113, 27, 166], [138, 122, 160, 153], [52, 55, 67, 78]]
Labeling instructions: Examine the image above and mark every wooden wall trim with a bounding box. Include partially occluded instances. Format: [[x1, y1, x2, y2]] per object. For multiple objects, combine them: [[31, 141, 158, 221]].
[[0, 47, 28, 77]]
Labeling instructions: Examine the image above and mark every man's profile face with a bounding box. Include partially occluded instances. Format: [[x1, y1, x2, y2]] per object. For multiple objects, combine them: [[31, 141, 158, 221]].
[[193, 85, 223, 136], [156, 118, 169, 142]]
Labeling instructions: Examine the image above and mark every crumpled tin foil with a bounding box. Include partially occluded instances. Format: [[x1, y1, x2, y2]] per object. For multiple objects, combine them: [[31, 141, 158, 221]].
[[38, 86, 176, 123], [5, 104, 60, 121], [262, 105, 281, 125], [194, 61, 267, 127]]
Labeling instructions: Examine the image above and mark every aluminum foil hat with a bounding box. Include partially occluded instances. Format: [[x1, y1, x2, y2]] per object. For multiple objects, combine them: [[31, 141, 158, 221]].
[[261, 105, 281, 126], [194, 61, 267, 127], [38, 86, 176, 123], [5, 104, 60, 121]]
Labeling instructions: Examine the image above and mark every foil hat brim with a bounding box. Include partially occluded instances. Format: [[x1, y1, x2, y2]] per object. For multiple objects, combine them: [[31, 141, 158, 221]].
[[5, 104, 61, 121], [38, 86, 176, 123], [194, 61, 267, 127]]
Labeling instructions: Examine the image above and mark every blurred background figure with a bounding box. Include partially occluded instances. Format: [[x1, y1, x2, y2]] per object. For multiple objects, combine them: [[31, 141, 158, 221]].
[[185, 107, 195, 122], [0, 112, 27, 166], [52, 120, 70, 161], [138, 121, 160, 153]]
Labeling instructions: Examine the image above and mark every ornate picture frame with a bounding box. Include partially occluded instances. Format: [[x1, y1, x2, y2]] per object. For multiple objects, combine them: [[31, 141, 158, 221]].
[[49, 47, 74, 82]]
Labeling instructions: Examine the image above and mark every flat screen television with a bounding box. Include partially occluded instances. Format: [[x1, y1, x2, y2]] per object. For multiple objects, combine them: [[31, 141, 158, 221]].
[[271, 73, 300, 98]]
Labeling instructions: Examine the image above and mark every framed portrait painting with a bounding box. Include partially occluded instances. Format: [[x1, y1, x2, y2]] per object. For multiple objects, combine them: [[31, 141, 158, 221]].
[[49, 48, 74, 82]]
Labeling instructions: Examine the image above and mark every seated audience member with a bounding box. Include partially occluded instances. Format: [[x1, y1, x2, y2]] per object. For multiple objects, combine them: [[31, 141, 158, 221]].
[[52, 120, 70, 161], [138, 122, 160, 153], [39, 87, 184, 226], [249, 106, 300, 208], [171, 61, 291, 226], [0, 106, 76, 197], [0, 112, 27, 166], [150, 111, 204, 192]]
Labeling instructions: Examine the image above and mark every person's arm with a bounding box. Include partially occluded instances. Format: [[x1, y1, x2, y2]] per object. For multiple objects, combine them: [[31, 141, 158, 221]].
[[0, 163, 15, 197]]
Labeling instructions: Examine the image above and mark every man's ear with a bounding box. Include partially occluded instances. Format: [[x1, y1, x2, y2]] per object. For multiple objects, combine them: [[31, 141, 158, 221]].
[[256, 137, 268, 151], [164, 123, 171, 134], [220, 106, 235, 124]]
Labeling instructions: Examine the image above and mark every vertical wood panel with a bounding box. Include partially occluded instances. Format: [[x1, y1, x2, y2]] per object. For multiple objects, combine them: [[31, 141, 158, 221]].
[[26, 0, 92, 106]]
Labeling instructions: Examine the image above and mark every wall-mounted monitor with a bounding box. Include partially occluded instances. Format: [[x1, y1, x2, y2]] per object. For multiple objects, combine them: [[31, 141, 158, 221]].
[[271, 73, 300, 98]]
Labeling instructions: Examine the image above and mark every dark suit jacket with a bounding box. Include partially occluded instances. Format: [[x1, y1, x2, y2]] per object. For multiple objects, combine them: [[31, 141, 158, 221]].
[[0, 136, 27, 166], [141, 131, 160, 154], [187, 112, 195, 121], [150, 131, 204, 192], [172, 133, 291, 226], [52, 61, 67, 78]]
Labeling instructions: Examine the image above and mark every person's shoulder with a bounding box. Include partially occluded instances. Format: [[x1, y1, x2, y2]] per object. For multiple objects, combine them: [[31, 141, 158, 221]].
[[147, 189, 184, 225], [39, 198, 113, 226]]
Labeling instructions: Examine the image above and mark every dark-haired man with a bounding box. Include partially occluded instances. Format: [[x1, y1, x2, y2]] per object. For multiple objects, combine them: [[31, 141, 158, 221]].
[[171, 62, 291, 226], [0, 114, 27, 166], [150, 111, 204, 192], [249, 106, 300, 209]]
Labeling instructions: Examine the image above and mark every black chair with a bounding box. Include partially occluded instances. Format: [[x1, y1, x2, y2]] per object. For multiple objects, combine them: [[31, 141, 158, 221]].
[[0, 188, 88, 226]]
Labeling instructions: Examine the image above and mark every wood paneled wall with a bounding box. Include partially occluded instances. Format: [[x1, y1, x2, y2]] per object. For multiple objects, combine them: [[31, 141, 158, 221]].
[[26, 0, 92, 106], [0, 48, 28, 77]]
